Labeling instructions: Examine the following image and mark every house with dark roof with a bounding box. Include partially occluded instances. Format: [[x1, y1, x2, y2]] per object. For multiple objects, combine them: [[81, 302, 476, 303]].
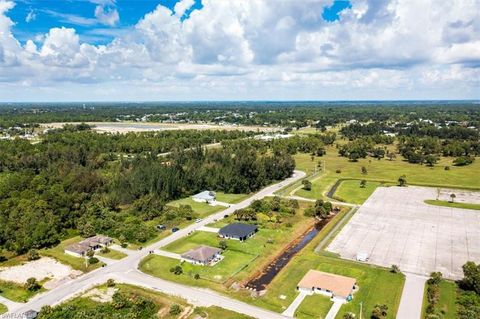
[[181, 245, 222, 265], [219, 223, 258, 241]]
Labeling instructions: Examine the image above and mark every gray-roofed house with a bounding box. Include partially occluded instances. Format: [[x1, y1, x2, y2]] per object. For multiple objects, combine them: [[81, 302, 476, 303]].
[[192, 190, 216, 204], [219, 223, 258, 241], [64, 235, 113, 258], [181, 245, 222, 265]]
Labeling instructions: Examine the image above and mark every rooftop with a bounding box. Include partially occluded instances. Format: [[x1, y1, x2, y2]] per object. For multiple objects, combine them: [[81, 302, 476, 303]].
[[298, 270, 356, 298], [181, 245, 221, 263], [193, 191, 216, 200], [219, 223, 258, 238]]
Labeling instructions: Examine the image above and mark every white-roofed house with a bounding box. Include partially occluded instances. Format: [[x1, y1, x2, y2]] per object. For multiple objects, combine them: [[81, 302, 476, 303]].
[[192, 191, 216, 204]]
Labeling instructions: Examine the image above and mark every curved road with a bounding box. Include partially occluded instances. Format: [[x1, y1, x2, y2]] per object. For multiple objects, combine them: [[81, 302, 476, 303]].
[[3, 170, 306, 319]]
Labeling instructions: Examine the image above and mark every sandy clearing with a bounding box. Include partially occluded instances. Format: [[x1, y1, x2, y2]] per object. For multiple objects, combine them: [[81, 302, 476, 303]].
[[0, 257, 82, 285], [83, 287, 117, 303], [40, 122, 280, 134]]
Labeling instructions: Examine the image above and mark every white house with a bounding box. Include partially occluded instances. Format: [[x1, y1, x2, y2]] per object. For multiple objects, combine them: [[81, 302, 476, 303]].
[[192, 191, 216, 204]]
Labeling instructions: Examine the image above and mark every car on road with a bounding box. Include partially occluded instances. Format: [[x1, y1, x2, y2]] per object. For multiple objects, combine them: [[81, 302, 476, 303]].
[[172, 227, 180, 232], [156, 224, 166, 231], [195, 218, 202, 223]]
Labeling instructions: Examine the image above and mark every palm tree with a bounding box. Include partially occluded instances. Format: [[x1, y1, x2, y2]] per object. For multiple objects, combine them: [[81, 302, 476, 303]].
[[450, 193, 456, 203]]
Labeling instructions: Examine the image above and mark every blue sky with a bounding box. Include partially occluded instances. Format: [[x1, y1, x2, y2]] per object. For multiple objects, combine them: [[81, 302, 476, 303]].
[[0, 0, 478, 101], [7, 0, 348, 44]]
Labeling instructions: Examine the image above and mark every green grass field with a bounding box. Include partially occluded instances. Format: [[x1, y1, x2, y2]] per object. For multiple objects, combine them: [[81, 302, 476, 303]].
[[192, 306, 254, 319], [424, 200, 480, 211], [333, 180, 388, 204], [293, 149, 480, 201], [0, 280, 44, 303], [295, 294, 333, 319], [166, 198, 224, 218], [215, 192, 250, 204], [0, 303, 6, 314], [421, 280, 457, 319], [97, 248, 127, 260], [41, 236, 104, 272]]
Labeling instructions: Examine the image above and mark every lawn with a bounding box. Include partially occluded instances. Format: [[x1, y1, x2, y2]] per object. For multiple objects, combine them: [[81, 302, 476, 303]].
[[97, 248, 127, 260], [41, 236, 104, 272], [166, 197, 224, 218], [0, 303, 6, 314], [293, 148, 480, 201], [215, 192, 250, 204], [421, 280, 457, 319], [191, 306, 254, 319], [424, 199, 480, 211], [295, 294, 333, 319], [333, 180, 387, 204], [0, 279, 44, 303]]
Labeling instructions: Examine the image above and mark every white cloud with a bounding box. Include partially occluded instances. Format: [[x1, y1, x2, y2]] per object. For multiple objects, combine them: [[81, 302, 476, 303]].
[[25, 9, 36, 22], [0, 0, 479, 100]]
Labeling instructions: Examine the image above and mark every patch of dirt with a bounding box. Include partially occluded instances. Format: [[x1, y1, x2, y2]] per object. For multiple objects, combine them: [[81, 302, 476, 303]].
[[0, 257, 81, 285], [83, 287, 118, 303]]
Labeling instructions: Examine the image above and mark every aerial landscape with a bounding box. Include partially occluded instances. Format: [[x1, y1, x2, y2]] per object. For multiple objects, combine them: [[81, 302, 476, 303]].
[[0, 1, 479, 319]]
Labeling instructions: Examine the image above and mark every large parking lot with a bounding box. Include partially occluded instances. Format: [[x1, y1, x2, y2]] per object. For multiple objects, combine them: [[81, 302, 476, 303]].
[[327, 186, 480, 279]]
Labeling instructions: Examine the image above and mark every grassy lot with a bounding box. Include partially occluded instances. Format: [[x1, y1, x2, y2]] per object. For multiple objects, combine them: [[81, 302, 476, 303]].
[[215, 192, 250, 204], [0, 303, 6, 314], [333, 180, 387, 204], [192, 306, 254, 319], [293, 148, 480, 201], [295, 294, 333, 319], [40, 236, 104, 272], [96, 248, 127, 260], [424, 199, 480, 211], [421, 280, 457, 319], [0, 280, 44, 302], [166, 197, 224, 218]]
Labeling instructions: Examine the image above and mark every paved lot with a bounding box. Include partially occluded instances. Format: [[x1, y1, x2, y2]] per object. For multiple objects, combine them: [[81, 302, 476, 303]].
[[327, 186, 480, 279]]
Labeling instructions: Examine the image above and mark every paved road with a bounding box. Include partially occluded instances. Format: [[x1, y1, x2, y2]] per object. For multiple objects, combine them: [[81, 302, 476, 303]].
[[3, 170, 305, 319], [397, 272, 427, 319]]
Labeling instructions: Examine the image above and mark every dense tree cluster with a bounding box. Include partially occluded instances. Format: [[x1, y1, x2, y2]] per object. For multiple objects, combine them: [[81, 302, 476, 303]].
[[457, 262, 480, 319], [0, 130, 294, 253]]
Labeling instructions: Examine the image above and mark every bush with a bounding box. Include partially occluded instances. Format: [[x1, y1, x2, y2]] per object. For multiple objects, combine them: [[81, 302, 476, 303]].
[[336, 169, 341, 174], [25, 277, 41, 291], [88, 257, 99, 265], [169, 304, 182, 315], [106, 279, 115, 287], [444, 166, 450, 170], [0, 255, 7, 263], [453, 156, 475, 166], [170, 265, 183, 275], [390, 264, 400, 273], [194, 273, 200, 280], [27, 249, 40, 261]]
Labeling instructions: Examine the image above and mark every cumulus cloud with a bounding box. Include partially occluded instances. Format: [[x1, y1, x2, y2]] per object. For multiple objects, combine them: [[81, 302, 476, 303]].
[[0, 0, 479, 100]]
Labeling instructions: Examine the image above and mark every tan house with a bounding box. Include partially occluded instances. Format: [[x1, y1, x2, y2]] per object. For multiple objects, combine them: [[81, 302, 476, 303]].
[[297, 270, 356, 302], [64, 235, 113, 258]]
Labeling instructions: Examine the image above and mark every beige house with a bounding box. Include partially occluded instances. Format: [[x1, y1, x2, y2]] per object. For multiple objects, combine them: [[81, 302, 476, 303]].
[[297, 270, 356, 302], [64, 235, 113, 258]]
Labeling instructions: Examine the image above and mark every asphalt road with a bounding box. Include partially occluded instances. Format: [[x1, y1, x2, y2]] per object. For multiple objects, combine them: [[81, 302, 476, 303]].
[[3, 170, 305, 319]]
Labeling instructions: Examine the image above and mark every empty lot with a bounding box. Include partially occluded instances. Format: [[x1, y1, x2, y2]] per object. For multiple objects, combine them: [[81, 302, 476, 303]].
[[327, 186, 480, 279]]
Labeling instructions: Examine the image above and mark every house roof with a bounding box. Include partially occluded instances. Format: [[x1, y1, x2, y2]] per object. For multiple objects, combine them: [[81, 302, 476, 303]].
[[181, 245, 221, 263], [80, 235, 113, 247], [298, 270, 356, 298], [193, 190, 216, 200], [219, 223, 258, 238], [65, 243, 89, 254]]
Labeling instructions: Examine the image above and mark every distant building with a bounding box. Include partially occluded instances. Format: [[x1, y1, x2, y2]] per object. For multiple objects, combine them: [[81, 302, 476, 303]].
[[356, 252, 369, 262], [181, 245, 222, 266], [192, 191, 216, 204], [64, 235, 113, 258], [297, 270, 357, 303], [219, 223, 258, 241]]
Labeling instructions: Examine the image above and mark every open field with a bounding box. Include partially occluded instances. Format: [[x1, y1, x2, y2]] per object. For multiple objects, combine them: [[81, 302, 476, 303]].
[[333, 179, 387, 204], [97, 249, 127, 260], [0, 279, 44, 302], [421, 280, 457, 319], [166, 197, 225, 218], [215, 192, 250, 204], [41, 236, 104, 272], [40, 122, 279, 134], [292, 149, 480, 202], [328, 186, 480, 279], [425, 199, 480, 211], [294, 294, 333, 319]]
